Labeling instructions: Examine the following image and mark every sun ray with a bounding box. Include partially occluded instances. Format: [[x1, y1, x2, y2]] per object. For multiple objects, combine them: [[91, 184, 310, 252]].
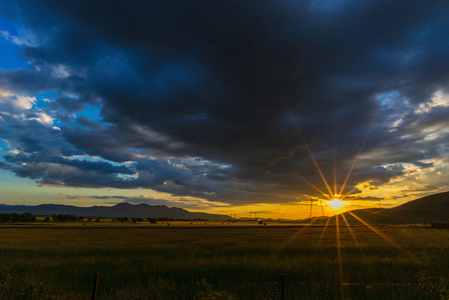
[[291, 121, 334, 199], [367, 209, 410, 223], [347, 211, 402, 250], [340, 186, 359, 201], [273, 218, 318, 257], [340, 213, 378, 287], [335, 215, 344, 300], [316, 217, 331, 247], [338, 119, 376, 197], [297, 175, 333, 200], [319, 198, 326, 218], [341, 213, 362, 252], [333, 129, 338, 196], [346, 211, 429, 269], [309, 198, 313, 219]]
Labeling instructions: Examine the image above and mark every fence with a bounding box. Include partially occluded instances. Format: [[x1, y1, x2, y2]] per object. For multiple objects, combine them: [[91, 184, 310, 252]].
[[237, 280, 448, 299], [89, 272, 447, 300]]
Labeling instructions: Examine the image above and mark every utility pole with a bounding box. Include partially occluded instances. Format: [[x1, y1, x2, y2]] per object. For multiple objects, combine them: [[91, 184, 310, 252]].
[[320, 199, 325, 219], [309, 198, 313, 220]]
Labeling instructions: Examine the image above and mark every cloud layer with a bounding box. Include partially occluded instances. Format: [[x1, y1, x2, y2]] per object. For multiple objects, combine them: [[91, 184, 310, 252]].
[[1, 0, 448, 205]]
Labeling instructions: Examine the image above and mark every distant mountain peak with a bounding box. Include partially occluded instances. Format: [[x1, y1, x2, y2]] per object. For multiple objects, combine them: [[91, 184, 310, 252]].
[[0, 202, 230, 220], [114, 202, 132, 207]]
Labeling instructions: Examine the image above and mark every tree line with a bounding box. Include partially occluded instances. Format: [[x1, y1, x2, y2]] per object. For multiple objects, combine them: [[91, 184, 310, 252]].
[[0, 213, 210, 223], [0, 213, 36, 223], [114, 217, 208, 223]]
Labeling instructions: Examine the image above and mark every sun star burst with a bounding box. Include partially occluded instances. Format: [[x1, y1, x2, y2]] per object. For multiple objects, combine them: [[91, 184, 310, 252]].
[[327, 199, 347, 210]]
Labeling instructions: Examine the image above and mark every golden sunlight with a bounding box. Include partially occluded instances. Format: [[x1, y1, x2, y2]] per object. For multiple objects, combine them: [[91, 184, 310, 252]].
[[326, 199, 347, 210]]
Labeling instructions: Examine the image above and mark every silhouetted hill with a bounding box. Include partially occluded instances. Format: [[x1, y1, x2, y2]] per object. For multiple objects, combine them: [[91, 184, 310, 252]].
[[335, 191, 449, 224], [0, 203, 231, 220]]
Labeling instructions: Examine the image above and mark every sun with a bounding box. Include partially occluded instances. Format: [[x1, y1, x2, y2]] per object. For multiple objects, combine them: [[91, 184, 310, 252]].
[[326, 199, 347, 210]]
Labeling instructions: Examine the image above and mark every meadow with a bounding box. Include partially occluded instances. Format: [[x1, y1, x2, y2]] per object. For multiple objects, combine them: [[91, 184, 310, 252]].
[[1, 220, 449, 299]]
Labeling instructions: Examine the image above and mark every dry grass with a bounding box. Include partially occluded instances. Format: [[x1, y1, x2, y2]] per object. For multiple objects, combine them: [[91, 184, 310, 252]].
[[1, 221, 449, 299]]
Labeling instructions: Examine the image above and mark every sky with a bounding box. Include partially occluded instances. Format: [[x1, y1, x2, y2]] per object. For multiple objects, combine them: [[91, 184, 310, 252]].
[[0, 0, 448, 219]]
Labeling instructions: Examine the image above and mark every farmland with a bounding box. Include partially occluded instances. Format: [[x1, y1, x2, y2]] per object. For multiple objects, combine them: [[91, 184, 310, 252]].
[[1, 220, 449, 299]]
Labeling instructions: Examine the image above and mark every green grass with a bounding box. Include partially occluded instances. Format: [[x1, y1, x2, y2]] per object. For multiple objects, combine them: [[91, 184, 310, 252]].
[[1, 221, 449, 299]]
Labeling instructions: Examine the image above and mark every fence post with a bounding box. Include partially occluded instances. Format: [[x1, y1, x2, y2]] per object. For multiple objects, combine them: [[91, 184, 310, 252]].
[[280, 273, 285, 300], [92, 273, 99, 300]]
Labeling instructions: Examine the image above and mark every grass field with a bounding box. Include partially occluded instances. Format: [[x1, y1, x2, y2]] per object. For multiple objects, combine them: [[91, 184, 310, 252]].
[[1, 219, 449, 299]]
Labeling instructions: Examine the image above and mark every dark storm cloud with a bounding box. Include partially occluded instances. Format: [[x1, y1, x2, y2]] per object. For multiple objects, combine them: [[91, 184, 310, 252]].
[[1, 0, 449, 204], [413, 161, 434, 169]]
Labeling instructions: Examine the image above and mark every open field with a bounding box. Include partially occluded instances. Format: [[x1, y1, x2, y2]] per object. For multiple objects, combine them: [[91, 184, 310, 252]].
[[1, 220, 449, 299], [2, 218, 308, 228]]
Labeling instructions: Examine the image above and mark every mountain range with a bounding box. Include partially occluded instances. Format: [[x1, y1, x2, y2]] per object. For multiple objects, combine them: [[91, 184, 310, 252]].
[[0, 203, 231, 220]]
